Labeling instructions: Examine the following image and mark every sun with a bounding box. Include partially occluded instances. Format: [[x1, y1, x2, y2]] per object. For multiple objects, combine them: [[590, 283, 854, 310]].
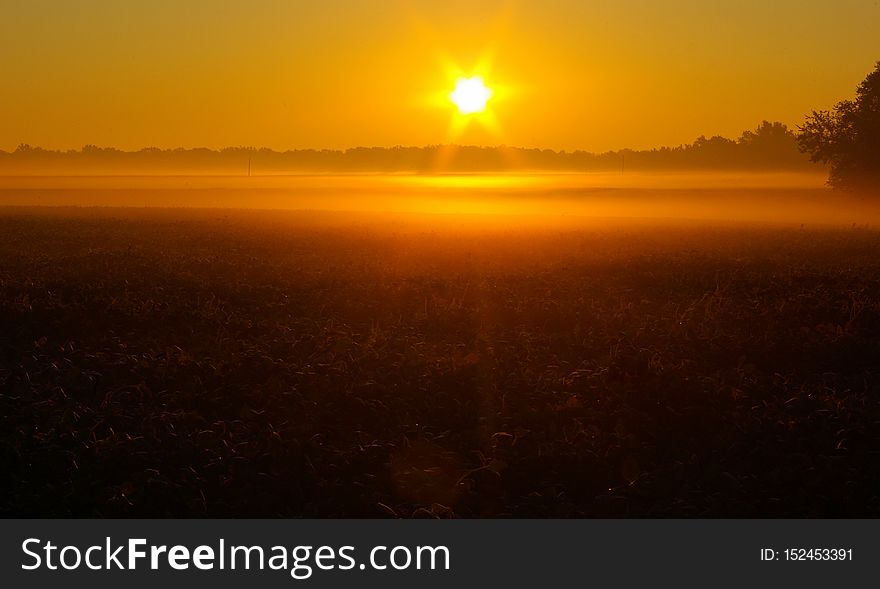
[[450, 76, 492, 115]]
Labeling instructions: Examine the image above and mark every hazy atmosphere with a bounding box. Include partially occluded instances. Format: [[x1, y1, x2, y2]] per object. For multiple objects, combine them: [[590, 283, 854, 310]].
[[2, 1, 880, 520]]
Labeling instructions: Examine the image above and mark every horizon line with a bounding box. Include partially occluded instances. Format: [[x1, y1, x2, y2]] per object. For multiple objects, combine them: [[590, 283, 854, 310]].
[[1, 120, 802, 156]]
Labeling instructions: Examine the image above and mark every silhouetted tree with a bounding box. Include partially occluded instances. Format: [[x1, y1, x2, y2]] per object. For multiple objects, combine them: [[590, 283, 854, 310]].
[[737, 121, 803, 168], [797, 61, 880, 191], [739, 121, 793, 149]]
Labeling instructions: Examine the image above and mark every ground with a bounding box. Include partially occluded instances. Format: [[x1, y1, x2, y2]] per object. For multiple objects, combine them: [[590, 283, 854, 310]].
[[1, 206, 879, 516]]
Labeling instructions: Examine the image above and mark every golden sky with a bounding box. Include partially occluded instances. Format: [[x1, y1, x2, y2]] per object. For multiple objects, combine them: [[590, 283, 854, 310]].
[[2, 0, 878, 152]]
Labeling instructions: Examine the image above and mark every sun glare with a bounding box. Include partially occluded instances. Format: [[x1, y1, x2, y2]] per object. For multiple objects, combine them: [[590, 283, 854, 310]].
[[450, 76, 492, 115]]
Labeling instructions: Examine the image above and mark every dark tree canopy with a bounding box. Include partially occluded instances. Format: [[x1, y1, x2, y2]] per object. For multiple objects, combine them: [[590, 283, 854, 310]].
[[797, 61, 880, 191]]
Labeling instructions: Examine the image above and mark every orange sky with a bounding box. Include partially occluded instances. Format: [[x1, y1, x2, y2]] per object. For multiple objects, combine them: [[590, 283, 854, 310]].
[[2, 0, 878, 152]]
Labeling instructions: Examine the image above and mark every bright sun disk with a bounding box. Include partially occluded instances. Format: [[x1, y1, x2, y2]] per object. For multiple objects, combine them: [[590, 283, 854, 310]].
[[450, 76, 492, 115]]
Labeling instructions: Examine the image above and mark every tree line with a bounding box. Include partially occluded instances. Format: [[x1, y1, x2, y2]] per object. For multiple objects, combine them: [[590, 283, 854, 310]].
[[1, 121, 814, 175]]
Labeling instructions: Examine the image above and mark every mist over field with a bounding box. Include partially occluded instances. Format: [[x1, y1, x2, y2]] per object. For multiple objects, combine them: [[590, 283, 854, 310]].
[[1, 171, 873, 227], [2, 169, 880, 517]]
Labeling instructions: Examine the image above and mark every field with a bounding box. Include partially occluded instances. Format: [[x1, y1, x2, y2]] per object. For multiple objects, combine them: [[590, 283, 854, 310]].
[[1, 175, 880, 517]]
